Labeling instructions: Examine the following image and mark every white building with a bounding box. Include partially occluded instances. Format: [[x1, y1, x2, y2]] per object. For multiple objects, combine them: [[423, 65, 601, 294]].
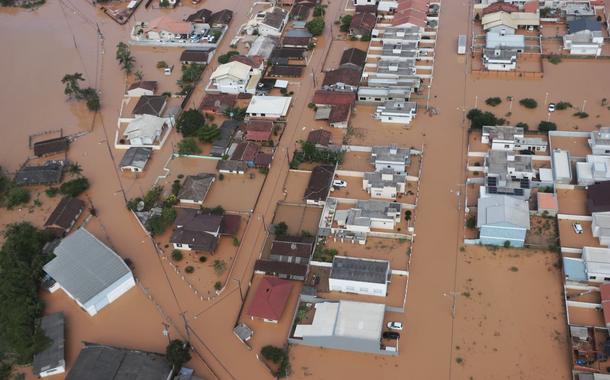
[[329, 256, 390, 297], [371, 145, 411, 173], [589, 128, 610, 155], [582, 246, 610, 282], [576, 155, 610, 185], [43, 229, 136, 316], [373, 100, 417, 124], [483, 48, 518, 71], [482, 125, 547, 152], [334, 200, 402, 233], [593, 212, 610, 247], [245, 6, 288, 37], [363, 168, 407, 199], [123, 114, 168, 147], [564, 17, 604, 56], [246, 96, 292, 119], [207, 61, 261, 94], [132, 16, 194, 42], [486, 31, 525, 51], [551, 149, 572, 184]]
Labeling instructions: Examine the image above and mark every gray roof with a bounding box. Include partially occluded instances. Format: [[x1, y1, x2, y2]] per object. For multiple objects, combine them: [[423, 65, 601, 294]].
[[211, 120, 241, 156], [486, 150, 533, 176], [568, 16, 601, 33], [175, 208, 223, 232], [381, 43, 418, 58], [132, 95, 166, 116], [177, 173, 215, 202], [477, 195, 530, 229], [66, 343, 171, 380], [262, 7, 288, 29], [356, 199, 401, 218], [119, 147, 152, 170], [364, 168, 407, 187], [217, 159, 248, 172], [482, 125, 523, 141], [32, 312, 65, 376], [15, 162, 64, 186], [371, 145, 411, 165], [377, 59, 416, 75], [43, 229, 131, 305], [234, 323, 253, 341], [331, 256, 389, 284], [483, 48, 518, 62], [286, 28, 312, 37]]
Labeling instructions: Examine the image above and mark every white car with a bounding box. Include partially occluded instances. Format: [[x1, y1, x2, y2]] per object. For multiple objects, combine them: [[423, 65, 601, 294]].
[[333, 180, 347, 188], [548, 103, 556, 112], [387, 321, 403, 331], [573, 223, 584, 234]]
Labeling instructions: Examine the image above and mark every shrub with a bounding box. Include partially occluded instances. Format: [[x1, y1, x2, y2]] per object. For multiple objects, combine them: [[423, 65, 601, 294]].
[[503, 240, 511, 248], [466, 108, 505, 129], [519, 98, 538, 109], [171, 250, 183, 261], [59, 177, 90, 197], [274, 222, 288, 236], [178, 138, 201, 155], [177, 109, 205, 137], [485, 97, 502, 107], [232, 237, 240, 246], [5, 187, 30, 208], [548, 54, 561, 64], [185, 265, 194, 273], [405, 210, 412, 221], [466, 215, 476, 229], [538, 121, 557, 132], [197, 124, 220, 142], [146, 207, 176, 236], [574, 111, 589, 119], [515, 122, 528, 131], [199, 256, 207, 263], [217, 50, 239, 64], [339, 14, 352, 32], [45, 187, 59, 197], [555, 101, 571, 110], [218, 173, 225, 181], [166, 340, 191, 375], [261, 346, 286, 364], [214, 281, 222, 290], [213, 259, 226, 275], [156, 61, 168, 69], [306, 17, 325, 36]]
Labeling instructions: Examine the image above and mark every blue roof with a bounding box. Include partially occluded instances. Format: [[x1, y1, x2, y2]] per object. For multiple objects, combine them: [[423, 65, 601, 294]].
[[563, 257, 587, 282], [568, 17, 601, 33]]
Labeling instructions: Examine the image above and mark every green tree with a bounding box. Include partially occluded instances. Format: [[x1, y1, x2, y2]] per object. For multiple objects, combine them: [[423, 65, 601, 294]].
[[313, 5, 325, 16], [274, 222, 288, 236], [515, 122, 528, 131], [340, 15, 352, 32], [68, 162, 83, 176], [217, 50, 239, 64], [197, 124, 220, 143], [146, 207, 176, 236], [466, 108, 504, 129], [59, 177, 89, 197], [166, 340, 191, 374], [61, 73, 84, 99], [116, 42, 135, 74], [222, 106, 247, 120], [177, 138, 202, 155], [80, 87, 101, 112], [306, 17, 325, 36], [538, 121, 557, 132], [5, 187, 30, 208], [485, 97, 502, 107], [177, 64, 205, 93], [466, 215, 476, 229], [177, 109, 205, 137], [519, 98, 538, 109], [213, 259, 226, 275]]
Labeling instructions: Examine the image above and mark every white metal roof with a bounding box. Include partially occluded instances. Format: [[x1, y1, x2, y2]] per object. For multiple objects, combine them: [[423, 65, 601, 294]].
[[246, 96, 291, 116]]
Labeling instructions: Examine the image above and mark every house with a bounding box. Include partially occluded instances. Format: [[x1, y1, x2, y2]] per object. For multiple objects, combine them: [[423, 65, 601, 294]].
[[185, 8, 212, 23], [576, 155, 610, 185], [481, 9, 539, 33], [208, 9, 233, 27], [217, 160, 248, 174], [357, 86, 411, 104], [537, 192, 558, 217], [271, 47, 307, 60], [247, 35, 279, 59], [211, 120, 241, 157], [564, 16, 603, 56], [44, 197, 86, 237], [246, 96, 292, 119], [245, 120, 274, 141], [282, 29, 312, 48], [132, 95, 167, 116], [122, 114, 168, 146], [483, 48, 518, 71], [229, 54, 265, 70], [322, 67, 361, 92], [135, 16, 193, 42], [43, 229, 136, 316], [32, 312, 65, 378], [207, 61, 261, 94], [270, 235, 315, 265], [582, 246, 610, 281], [563, 257, 588, 283], [481, 125, 547, 152], [119, 147, 152, 172], [334, 200, 402, 232], [290, 3, 312, 21], [373, 100, 417, 124], [484, 150, 534, 199], [486, 31, 525, 51], [592, 212, 610, 247], [199, 93, 237, 115], [552, 149, 572, 184], [350, 12, 377, 38], [304, 165, 335, 205], [268, 64, 305, 77], [177, 173, 215, 205], [391, 2, 428, 29], [329, 256, 390, 296], [231, 142, 260, 166], [307, 129, 332, 148], [589, 128, 610, 155], [171, 208, 223, 252], [15, 162, 64, 186], [66, 343, 172, 380], [481, 1, 519, 16], [247, 276, 293, 323], [587, 182, 610, 214], [340, 48, 367, 70], [254, 260, 308, 281], [477, 194, 530, 247], [33, 137, 70, 158], [180, 49, 212, 64], [312, 91, 355, 128], [246, 6, 289, 36], [363, 168, 407, 199], [371, 145, 411, 173], [126, 81, 157, 97], [292, 300, 391, 355], [255, 152, 273, 169]]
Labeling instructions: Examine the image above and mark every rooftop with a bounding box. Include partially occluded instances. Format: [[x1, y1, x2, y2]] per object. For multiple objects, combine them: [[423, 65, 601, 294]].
[[340, 48, 367, 69], [330, 256, 389, 284], [177, 173, 215, 202], [132, 95, 166, 116], [119, 147, 152, 170], [254, 259, 309, 277], [313, 90, 356, 106], [44, 196, 86, 230], [568, 16, 602, 33], [588, 182, 610, 214], [247, 276, 293, 321], [15, 162, 63, 186], [174, 208, 222, 232], [32, 312, 65, 376], [307, 129, 332, 146], [477, 195, 530, 229], [371, 145, 411, 164], [180, 50, 210, 63], [271, 236, 315, 258], [246, 96, 292, 116], [323, 67, 361, 87], [304, 165, 334, 202], [33, 136, 70, 157]]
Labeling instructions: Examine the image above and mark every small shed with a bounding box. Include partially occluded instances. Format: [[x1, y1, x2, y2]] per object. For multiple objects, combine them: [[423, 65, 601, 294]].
[[537, 192, 558, 217], [33, 137, 70, 157]]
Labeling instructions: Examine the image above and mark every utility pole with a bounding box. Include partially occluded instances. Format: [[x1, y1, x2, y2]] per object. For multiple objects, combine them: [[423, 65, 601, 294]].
[[582, 99, 587, 113], [162, 322, 171, 344], [443, 292, 460, 319], [232, 278, 244, 303], [474, 95, 478, 109], [544, 91, 549, 106], [180, 312, 191, 343]]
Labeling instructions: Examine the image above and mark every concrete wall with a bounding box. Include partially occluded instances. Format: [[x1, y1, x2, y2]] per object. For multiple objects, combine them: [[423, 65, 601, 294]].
[[329, 278, 387, 297]]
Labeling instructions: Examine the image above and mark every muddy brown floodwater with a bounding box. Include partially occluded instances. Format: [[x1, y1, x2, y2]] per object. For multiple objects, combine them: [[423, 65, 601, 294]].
[[1, 0, 606, 377]]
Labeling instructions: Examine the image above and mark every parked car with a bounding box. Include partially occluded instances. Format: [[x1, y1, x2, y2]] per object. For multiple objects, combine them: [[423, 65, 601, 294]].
[[333, 180, 347, 188], [387, 321, 403, 331], [548, 103, 556, 112], [382, 331, 400, 340], [573, 223, 584, 234]]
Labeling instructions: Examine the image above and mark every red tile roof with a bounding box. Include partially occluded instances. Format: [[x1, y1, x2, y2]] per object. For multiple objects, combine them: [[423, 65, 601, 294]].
[[601, 283, 610, 302], [350, 12, 377, 33], [200, 94, 237, 113], [482, 1, 519, 16], [231, 142, 260, 162], [229, 54, 264, 68], [392, 8, 427, 28], [523, 0, 538, 14], [307, 129, 332, 146], [245, 120, 274, 141], [255, 152, 273, 168], [313, 90, 356, 105], [329, 104, 351, 123], [247, 277, 293, 321], [603, 301, 610, 327], [322, 67, 362, 87]]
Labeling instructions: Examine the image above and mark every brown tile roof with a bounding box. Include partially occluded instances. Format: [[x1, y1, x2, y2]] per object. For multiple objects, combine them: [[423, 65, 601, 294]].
[[220, 214, 241, 235], [350, 12, 377, 33], [322, 67, 361, 87], [328, 104, 351, 123], [271, 47, 306, 59], [482, 1, 519, 15], [254, 259, 308, 278], [271, 236, 314, 258], [340, 48, 367, 69], [44, 197, 85, 232], [186, 8, 212, 23], [282, 36, 311, 47], [209, 9, 233, 25], [199, 93, 236, 113], [355, 5, 377, 14], [231, 142, 260, 162], [247, 276, 293, 321], [128, 81, 158, 92], [268, 65, 305, 77], [312, 90, 356, 105], [304, 165, 334, 202], [229, 54, 264, 68], [180, 50, 210, 63], [587, 182, 610, 213], [132, 95, 166, 116], [245, 120, 274, 142], [33, 137, 69, 157], [307, 129, 332, 146], [254, 152, 273, 168]]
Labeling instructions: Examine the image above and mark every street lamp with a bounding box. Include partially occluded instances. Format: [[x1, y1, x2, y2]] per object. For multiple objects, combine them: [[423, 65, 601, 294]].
[[162, 322, 171, 344], [544, 92, 549, 106]]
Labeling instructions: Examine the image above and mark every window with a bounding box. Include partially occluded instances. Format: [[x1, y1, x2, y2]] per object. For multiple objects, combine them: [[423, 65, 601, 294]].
[[374, 97, 382, 101], [261, 113, 266, 117], [176, 243, 183, 248], [605, 277, 610, 281], [589, 275, 596, 280], [504, 145, 510, 149]]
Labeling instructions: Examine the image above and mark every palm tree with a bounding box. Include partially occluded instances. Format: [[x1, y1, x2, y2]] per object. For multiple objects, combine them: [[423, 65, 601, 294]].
[[61, 73, 84, 99], [68, 162, 82, 176], [116, 42, 135, 74]]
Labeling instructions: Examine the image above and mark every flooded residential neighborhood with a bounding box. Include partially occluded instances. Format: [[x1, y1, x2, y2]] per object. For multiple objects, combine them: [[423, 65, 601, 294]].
[[1, 0, 610, 379]]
